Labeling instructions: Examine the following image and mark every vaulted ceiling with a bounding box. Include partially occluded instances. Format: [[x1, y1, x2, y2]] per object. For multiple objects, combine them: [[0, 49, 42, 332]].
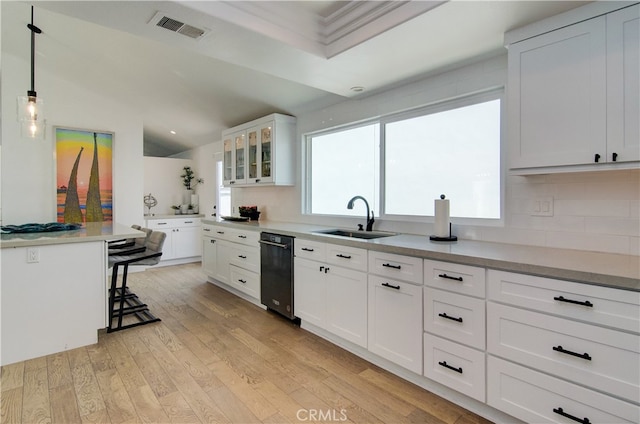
[[5, 1, 589, 156]]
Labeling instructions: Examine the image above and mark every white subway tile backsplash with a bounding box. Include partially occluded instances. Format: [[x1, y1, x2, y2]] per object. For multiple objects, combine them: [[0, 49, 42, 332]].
[[545, 231, 629, 255], [585, 216, 639, 236], [554, 199, 630, 217]]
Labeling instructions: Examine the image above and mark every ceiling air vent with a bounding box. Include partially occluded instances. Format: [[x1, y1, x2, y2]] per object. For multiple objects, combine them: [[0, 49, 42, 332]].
[[149, 12, 208, 40]]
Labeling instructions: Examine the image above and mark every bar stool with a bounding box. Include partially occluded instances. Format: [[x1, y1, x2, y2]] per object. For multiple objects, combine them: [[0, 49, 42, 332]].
[[107, 230, 166, 332]]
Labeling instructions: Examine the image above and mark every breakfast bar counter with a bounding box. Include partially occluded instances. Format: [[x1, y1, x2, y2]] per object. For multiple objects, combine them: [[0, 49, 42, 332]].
[[0, 222, 144, 365]]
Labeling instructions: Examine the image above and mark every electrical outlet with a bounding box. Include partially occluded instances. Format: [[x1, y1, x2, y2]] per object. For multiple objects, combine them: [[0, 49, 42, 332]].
[[531, 196, 554, 217], [27, 247, 40, 263]]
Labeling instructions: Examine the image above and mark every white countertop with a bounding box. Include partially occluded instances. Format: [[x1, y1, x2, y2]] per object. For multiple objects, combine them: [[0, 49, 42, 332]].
[[0, 222, 144, 248], [204, 219, 640, 291], [144, 214, 204, 220]]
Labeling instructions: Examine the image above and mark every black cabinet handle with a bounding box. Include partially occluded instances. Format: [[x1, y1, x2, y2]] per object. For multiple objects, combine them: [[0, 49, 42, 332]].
[[319, 266, 324, 272], [324, 267, 330, 274], [594, 153, 601, 163], [301, 247, 314, 252], [336, 254, 352, 259], [438, 312, 463, 323], [203, 228, 211, 232], [157, 222, 167, 225], [438, 361, 462, 374], [553, 407, 591, 424], [217, 231, 225, 234], [438, 273, 463, 282], [255, 179, 261, 183], [382, 263, 401, 270], [184, 221, 193, 224], [238, 235, 247, 239], [612, 152, 618, 162], [554, 296, 593, 307], [210, 239, 215, 244], [238, 279, 246, 284], [382, 282, 400, 290], [238, 255, 247, 259], [553, 345, 591, 361]]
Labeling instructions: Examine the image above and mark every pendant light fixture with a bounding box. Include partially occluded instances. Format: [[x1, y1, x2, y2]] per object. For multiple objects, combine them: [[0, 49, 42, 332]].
[[17, 5, 45, 139]]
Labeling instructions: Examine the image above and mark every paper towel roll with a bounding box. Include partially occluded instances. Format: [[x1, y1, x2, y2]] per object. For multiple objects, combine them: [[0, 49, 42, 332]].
[[434, 196, 450, 237]]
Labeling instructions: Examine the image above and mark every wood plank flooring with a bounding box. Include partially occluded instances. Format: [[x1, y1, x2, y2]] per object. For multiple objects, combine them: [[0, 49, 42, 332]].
[[1, 263, 493, 424]]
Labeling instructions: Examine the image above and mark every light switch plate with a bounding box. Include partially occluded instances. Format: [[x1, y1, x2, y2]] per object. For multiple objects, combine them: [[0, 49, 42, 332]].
[[531, 196, 554, 217], [27, 247, 40, 263]]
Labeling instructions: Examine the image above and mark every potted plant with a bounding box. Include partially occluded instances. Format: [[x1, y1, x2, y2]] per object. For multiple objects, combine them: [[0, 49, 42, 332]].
[[171, 205, 181, 215], [181, 166, 204, 205]]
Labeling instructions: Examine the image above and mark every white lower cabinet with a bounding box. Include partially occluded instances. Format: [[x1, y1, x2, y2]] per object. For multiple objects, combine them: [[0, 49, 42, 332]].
[[146, 217, 202, 262], [201, 223, 260, 301], [368, 275, 422, 374], [325, 265, 367, 348], [487, 302, 640, 403], [294, 240, 368, 348], [424, 334, 485, 402], [294, 256, 326, 327], [488, 356, 639, 424]]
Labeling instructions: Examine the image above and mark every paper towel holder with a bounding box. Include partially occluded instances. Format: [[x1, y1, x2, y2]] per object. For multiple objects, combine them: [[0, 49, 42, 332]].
[[430, 222, 458, 242]]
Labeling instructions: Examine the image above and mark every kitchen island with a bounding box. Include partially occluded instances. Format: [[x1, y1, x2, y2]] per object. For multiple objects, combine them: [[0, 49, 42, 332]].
[[0, 222, 143, 365]]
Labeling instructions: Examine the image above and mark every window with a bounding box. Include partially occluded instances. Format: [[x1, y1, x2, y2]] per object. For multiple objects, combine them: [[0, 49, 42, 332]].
[[384, 96, 501, 219], [305, 91, 502, 221], [308, 123, 379, 216]]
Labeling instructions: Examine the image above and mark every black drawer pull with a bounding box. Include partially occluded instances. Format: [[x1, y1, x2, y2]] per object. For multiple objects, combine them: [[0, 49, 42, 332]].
[[553, 345, 591, 361], [184, 221, 193, 224], [238, 255, 247, 259], [438, 361, 462, 374], [336, 254, 352, 259], [382, 282, 400, 290], [157, 222, 167, 225], [210, 240, 215, 244], [238, 279, 247, 284], [553, 407, 591, 424], [301, 247, 315, 252], [438, 312, 463, 323], [203, 228, 211, 232], [217, 231, 224, 234], [438, 273, 463, 281], [238, 235, 247, 239], [382, 263, 401, 269], [554, 296, 593, 307]]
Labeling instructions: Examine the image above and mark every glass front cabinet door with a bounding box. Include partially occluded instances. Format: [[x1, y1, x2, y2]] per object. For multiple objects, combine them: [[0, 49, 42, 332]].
[[222, 131, 247, 185], [247, 121, 274, 184]]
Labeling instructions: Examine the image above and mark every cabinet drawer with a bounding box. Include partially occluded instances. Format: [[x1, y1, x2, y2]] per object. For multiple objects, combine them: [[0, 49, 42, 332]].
[[202, 224, 217, 236], [172, 217, 201, 228], [326, 244, 367, 272], [488, 269, 640, 333], [424, 288, 485, 350], [424, 260, 485, 298], [227, 228, 259, 246], [487, 302, 640, 403], [368, 251, 423, 285], [488, 356, 638, 424], [227, 244, 260, 273], [146, 220, 173, 230], [229, 265, 260, 300], [207, 226, 233, 241], [424, 334, 485, 402], [295, 239, 326, 262]]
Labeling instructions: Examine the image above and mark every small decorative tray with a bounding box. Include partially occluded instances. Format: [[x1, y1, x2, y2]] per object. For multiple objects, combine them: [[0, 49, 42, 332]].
[[221, 216, 250, 222]]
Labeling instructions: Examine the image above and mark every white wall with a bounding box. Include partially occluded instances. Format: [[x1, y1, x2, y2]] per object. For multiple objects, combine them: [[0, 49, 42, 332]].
[[1, 4, 143, 227], [227, 54, 639, 256]]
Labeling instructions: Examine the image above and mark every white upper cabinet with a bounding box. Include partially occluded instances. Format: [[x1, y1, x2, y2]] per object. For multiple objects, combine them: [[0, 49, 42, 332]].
[[507, 3, 639, 172], [222, 114, 296, 187], [607, 4, 639, 163]]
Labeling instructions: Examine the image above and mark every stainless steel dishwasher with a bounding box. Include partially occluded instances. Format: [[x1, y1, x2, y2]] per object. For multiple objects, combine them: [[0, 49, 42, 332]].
[[259, 232, 295, 319]]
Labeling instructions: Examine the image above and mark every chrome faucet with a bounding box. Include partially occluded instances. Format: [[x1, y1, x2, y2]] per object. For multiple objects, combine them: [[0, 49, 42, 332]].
[[347, 195, 375, 231]]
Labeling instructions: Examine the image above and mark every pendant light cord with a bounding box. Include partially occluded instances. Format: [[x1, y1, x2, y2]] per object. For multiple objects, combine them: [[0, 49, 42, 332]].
[[27, 6, 42, 96]]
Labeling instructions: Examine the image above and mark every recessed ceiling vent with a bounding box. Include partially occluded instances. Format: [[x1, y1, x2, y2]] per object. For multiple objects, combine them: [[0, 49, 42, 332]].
[[149, 12, 209, 40]]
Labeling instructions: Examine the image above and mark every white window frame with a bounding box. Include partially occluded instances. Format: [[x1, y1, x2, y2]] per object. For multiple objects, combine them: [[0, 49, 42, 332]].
[[303, 88, 505, 227]]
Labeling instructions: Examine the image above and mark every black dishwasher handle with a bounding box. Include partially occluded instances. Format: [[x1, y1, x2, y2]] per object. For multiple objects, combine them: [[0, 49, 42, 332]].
[[259, 240, 289, 249]]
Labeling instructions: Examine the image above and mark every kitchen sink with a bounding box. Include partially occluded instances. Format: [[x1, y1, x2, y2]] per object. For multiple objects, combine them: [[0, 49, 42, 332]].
[[312, 229, 397, 239]]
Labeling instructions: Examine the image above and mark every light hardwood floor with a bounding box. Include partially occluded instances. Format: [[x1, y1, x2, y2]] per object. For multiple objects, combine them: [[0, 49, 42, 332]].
[[1, 263, 493, 424]]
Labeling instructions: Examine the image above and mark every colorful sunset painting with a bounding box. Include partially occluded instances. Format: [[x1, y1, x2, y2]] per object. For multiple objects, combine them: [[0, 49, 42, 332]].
[[56, 128, 113, 223]]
